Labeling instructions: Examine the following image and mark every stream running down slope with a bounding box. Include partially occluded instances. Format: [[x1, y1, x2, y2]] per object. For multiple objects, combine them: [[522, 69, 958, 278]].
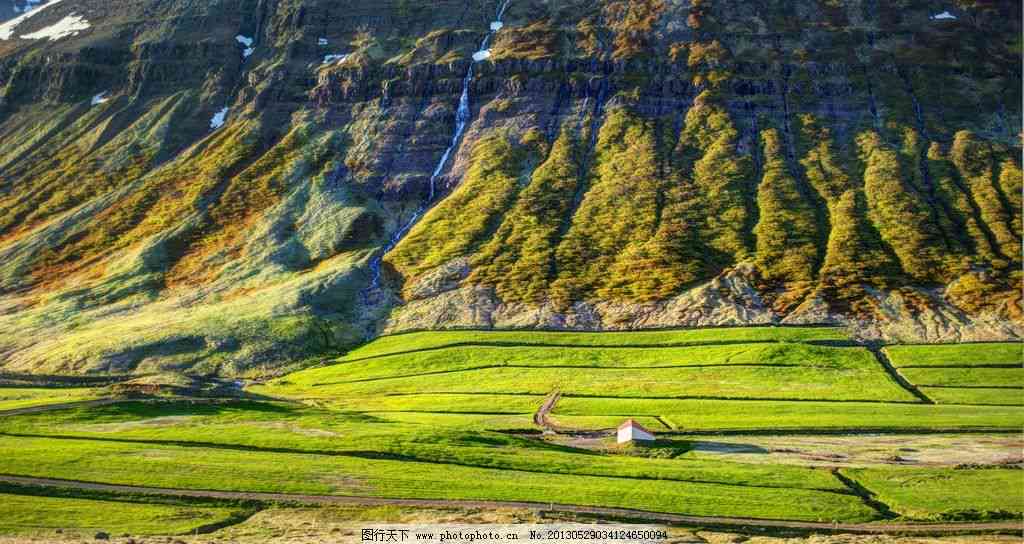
[[366, 0, 513, 295]]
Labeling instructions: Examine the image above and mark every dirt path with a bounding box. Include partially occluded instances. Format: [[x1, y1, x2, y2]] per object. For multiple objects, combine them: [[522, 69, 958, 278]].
[[0, 475, 1019, 535], [533, 390, 561, 430]]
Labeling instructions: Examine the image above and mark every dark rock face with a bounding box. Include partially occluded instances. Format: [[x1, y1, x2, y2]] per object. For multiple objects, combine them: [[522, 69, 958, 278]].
[[0, 0, 1020, 375]]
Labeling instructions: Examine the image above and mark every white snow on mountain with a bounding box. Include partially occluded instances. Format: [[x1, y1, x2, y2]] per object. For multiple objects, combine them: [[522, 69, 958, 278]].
[[19, 13, 88, 39], [236, 35, 255, 58], [210, 107, 229, 130], [0, 0, 62, 39], [91, 91, 110, 106]]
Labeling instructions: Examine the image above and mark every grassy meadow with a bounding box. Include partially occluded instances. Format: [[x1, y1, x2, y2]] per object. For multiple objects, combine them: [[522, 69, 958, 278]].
[[0, 387, 102, 411], [885, 342, 1022, 406], [0, 490, 248, 536], [0, 328, 1020, 535]]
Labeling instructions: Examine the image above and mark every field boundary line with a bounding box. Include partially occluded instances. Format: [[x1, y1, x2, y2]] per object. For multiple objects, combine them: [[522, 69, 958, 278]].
[[867, 346, 934, 404], [916, 385, 1023, 390], [898, 364, 1022, 369], [0, 475, 1019, 535], [831, 469, 898, 520], [558, 394, 924, 404], [541, 426, 1022, 436]]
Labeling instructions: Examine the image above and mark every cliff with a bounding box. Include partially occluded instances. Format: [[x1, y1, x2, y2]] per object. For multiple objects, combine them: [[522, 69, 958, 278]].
[[0, 0, 1020, 375]]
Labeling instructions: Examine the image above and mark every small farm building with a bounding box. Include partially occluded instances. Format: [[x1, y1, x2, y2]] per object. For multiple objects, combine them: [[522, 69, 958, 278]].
[[617, 419, 656, 444]]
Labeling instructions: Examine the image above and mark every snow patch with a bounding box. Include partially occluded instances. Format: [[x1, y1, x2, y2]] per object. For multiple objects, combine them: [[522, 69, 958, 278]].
[[91, 91, 110, 106], [322, 54, 348, 64], [210, 107, 229, 130], [317, 37, 328, 46], [236, 35, 255, 58], [18, 13, 89, 40], [490, 21, 503, 31], [0, 0, 62, 40], [930, 11, 957, 20], [472, 49, 491, 62]]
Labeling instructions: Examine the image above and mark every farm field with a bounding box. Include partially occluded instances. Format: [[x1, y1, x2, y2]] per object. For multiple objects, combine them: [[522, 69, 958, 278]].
[[885, 342, 1023, 406], [919, 387, 1024, 406], [258, 336, 915, 402], [884, 344, 1023, 367], [0, 328, 1021, 537], [840, 467, 1024, 520], [0, 489, 248, 536], [547, 398, 1024, 431], [338, 327, 852, 361], [0, 387, 102, 411]]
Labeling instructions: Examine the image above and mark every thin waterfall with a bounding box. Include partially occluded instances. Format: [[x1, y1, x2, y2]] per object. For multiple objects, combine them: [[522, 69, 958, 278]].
[[366, 0, 513, 293]]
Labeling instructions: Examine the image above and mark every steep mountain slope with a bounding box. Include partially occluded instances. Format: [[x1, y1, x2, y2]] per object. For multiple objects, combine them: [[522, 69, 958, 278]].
[[0, 0, 1020, 376]]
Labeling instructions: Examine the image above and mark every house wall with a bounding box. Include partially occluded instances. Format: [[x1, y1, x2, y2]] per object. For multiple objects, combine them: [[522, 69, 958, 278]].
[[617, 426, 655, 443]]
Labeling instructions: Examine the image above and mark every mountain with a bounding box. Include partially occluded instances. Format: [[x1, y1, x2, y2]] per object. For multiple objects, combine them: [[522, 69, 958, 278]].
[[0, 0, 1020, 376]]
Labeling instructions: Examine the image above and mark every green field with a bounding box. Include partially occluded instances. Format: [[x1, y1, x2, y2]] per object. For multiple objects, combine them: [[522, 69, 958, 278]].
[[884, 343, 1022, 367], [0, 491, 246, 535], [899, 367, 1024, 388], [0, 433, 874, 522], [339, 327, 851, 361], [885, 342, 1023, 406], [0, 328, 1022, 532], [0, 387, 102, 411], [842, 467, 1024, 520], [259, 339, 914, 403], [548, 398, 1024, 431], [921, 387, 1024, 406]]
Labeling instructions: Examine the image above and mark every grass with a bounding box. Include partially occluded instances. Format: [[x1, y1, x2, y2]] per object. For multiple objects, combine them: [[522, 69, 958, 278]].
[[921, 387, 1024, 406], [0, 401, 850, 493], [0, 387, 102, 411], [842, 467, 1024, 520], [2, 332, 1022, 528], [283, 342, 884, 386], [339, 327, 850, 360], [898, 367, 1024, 388], [311, 393, 544, 413], [0, 433, 876, 522], [258, 340, 914, 403], [258, 364, 916, 402], [550, 397, 1024, 431], [884, 343, 1022, 367], [0, 491, 246, 535]]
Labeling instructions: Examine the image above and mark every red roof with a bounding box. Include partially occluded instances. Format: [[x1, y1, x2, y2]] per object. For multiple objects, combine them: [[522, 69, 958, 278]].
[[618, 418, 654, 435]]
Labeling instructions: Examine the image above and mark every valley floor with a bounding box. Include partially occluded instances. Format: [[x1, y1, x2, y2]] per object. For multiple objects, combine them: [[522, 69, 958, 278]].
[[0, 327, 1020, 539]]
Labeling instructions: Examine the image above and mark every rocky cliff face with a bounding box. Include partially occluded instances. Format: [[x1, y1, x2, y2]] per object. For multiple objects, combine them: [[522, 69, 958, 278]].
[[0, 0, 1020, 375]]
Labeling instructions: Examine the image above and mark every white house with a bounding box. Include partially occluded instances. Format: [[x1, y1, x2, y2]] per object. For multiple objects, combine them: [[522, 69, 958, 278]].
[[617, 419, 656, 444]]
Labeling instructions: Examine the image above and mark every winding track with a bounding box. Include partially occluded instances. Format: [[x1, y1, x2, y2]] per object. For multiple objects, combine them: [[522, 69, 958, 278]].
[[0, 475, 1019, 535]]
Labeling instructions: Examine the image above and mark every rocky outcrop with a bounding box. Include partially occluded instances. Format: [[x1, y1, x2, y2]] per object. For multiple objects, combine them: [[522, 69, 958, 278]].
[[386, 260, 1023, 343]]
